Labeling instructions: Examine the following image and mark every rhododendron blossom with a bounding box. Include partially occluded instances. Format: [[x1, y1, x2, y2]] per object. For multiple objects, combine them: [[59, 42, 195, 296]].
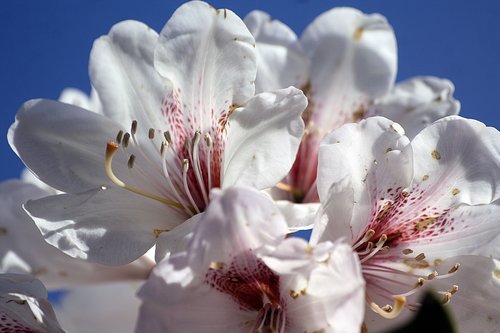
[[137, 186, 365, 333], [312, 116, 500, 331], [8, 1, 306, 266], [244, 8, 459, 212]]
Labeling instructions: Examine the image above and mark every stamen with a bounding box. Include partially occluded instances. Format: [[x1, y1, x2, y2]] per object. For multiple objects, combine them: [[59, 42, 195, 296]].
[[397, 278, 424, 298], [353, 229, 376, 250], [163, 131, 172, 144], [448, 263, 460, 274], [116, 130, 124, 144], [148, 128, 155, 139], [204, 133, 213, 192], [275, 182, 305, 198], [427, 271, 438, 280], [128, 154, 136, 169], [182, 159, 200, 214], [402, 248, 413, 255], [358, 242, 374, 255], [415, 253, 426, 261], [160, 144, 193, 215], [131, 120, 138, 135], [434, 263, 460, 280], [360, 234, 388, 264], [191, 131, 208, 206], [369, 295, 406, 319], [105, 142, 183, 209], [123, 133, 131, 148]]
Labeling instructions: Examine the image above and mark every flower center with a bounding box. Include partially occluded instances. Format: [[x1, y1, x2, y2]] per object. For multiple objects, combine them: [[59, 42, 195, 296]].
[[353, 226, 460, 319], [104, 119, 222, 215], [205, 252, 285, 331]]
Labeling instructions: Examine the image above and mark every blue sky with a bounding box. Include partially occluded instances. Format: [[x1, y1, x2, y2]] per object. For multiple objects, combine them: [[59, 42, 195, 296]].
[[1, 0, 499, 181]]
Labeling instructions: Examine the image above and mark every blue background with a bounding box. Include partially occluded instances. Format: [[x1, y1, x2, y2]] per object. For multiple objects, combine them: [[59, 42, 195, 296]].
[[1, 0, 499, 181]]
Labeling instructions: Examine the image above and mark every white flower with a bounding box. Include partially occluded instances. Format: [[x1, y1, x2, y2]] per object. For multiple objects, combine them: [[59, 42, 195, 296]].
[[137, 186, 365, 333], [0, 273, 64, 333], [244, 9, 459, 209], [8, 1, 306, 265], [312, 116, 500, 331]]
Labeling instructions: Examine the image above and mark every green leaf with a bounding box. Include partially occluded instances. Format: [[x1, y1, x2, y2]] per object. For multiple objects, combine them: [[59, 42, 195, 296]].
[[380, 292, 456, 333]]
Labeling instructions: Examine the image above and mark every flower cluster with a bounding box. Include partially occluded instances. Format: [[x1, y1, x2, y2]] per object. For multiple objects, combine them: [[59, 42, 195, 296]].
[[1, 1, 499, 333]]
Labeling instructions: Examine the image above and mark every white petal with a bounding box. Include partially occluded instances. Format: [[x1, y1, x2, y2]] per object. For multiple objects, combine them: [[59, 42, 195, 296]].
[[0, 180, 153, 289], [223, 87, 306, 190], [316, 117, 411, 242], [90, 20, 168, 127], [301, 7, 397, 130], [369, 76, 460, 139], [406, 200, 500, 259], [428, 256, 500, 333], [187, 187, 288, 271], [155, 1, 256, 120], [58, 87, 102, 114], [0, 274, 64, 333], [25, 186, 184, 266], [244, 10, 308, 93], [137, 186, 289, 332], [55, 282, 142, 333], [262, 239, 365, 333], [8, 99, 124, 193], [274, 200, 319, 231], [411, 116, 500, 205], [154, 213, 202, 263]]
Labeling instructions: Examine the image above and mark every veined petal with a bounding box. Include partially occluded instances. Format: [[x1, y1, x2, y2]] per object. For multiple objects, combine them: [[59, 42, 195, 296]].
[[55, 282, 142, 333], [223, 87, 306, 190], [316, 117, 411, 241], [301, 7, 397, 129], [406, 200, 500, 260], [369, 76, 460, 139], [0, 274, 64, 333], [24, 186, 184, 266], [0, 180, 153, 289], [410, 116, 500, 206], [155, 1, 256, 131], [137, 186, 288, 332], [90, 20, 168, 128], [244, 10, 308, 93], [8, 99, 124, 193]]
